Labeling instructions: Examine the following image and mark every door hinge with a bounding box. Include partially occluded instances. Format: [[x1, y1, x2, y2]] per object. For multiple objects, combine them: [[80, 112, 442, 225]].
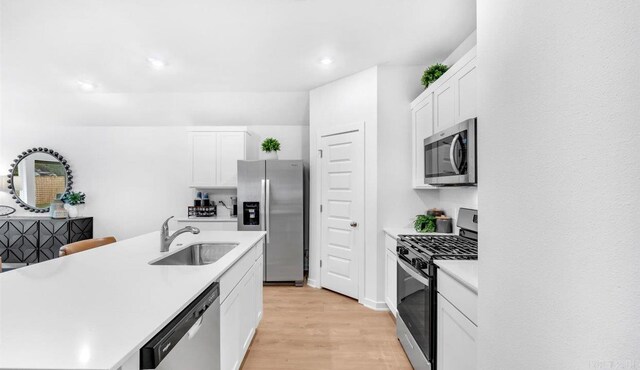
[[318, 149, 323, 158], [320, 204, 323, 213], [320, 259, 322, 268]]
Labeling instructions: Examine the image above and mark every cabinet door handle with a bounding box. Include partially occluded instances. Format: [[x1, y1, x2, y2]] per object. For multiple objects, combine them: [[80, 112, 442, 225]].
[[350, 221, 358, 228]]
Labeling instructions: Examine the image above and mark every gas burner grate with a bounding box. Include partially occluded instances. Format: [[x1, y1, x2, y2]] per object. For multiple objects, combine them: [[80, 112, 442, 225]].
[[398, 234, 478, 261]]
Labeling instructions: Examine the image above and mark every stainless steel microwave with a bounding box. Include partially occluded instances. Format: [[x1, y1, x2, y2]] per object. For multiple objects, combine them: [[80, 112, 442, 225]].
[[424, 118, 477, 186]]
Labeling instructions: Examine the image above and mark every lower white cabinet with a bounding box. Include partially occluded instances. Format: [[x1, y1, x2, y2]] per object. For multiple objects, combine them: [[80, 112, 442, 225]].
[[383, 234, 397, 316], [220, 241, 264, 370], [437, 294, 477, 370]]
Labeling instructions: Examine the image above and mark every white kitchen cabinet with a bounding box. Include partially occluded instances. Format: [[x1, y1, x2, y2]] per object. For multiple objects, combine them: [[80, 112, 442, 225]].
[[434, 78, 456, 133], [254, 254, 264, 323], [219, 240, 264, 370], [217, 132, 246, 187], [437, 294, 477, 370], [383, 233, 398, 316], [220, 282, 241, 370], [189, 131, 217, 187], [238, 265, 256, 356], [454, 57, 478, 123], [410, 46, 477, 187], [410, 93, 436, 189], [188, 127, 255, 188]]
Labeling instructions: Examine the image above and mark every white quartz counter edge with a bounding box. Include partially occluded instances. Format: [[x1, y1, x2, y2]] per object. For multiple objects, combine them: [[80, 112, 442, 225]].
[[434, 260, 479, 293], [176, 216, 237, 223], [0, 230, 266, 370]]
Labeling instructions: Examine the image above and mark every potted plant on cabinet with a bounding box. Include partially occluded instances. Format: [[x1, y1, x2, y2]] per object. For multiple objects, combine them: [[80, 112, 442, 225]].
[[421, 63, 449, 89], [61, 191, 86, 218], [261, 137, 281, 159]]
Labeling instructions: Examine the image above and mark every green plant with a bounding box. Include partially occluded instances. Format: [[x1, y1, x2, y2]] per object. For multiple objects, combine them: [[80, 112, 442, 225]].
[[414, 214, 436, 233], [261, 137, 281, 153], [61, 191, 86, 206], [421, 63, 449, 89]]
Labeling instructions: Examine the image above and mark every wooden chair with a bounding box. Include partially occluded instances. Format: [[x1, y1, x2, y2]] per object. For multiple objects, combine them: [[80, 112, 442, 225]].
[[59, 237, 117, 257]]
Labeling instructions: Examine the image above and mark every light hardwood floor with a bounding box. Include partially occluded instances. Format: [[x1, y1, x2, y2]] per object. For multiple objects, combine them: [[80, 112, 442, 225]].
[[241, 286, 412, 370]]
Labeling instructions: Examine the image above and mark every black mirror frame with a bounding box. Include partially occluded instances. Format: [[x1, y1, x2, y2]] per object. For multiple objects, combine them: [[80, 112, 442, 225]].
[[6, 147, 73, 213]]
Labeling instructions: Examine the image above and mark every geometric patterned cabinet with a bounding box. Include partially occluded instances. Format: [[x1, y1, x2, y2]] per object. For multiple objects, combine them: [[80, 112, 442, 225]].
[[0, 217, 93, 263]]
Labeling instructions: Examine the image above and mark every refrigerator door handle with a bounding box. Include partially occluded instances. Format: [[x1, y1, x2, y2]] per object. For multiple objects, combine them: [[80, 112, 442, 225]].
[[260, 179, 266, 235], [265, 179, 271, 244]]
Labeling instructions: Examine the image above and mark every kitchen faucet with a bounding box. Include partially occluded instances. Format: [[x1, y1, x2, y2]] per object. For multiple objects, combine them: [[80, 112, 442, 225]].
[[160, 216, 200, 252]]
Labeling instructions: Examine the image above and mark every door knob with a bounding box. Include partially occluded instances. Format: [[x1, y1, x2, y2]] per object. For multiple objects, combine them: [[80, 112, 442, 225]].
[[350, 221, 358, 228]]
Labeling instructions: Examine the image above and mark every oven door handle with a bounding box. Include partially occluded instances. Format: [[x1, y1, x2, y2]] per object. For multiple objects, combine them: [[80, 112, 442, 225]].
[[450, 133, 461, 175], [398, 258, 430, 287]]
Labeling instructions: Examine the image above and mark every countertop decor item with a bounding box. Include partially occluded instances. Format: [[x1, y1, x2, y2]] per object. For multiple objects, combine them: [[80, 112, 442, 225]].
[[49, 194, 68, 219], [6, 147, 73, 213], [421, 63, 449, 89], [61, 191, 85, 218], [436, 216, 453, 233], [0, 205, 16, 216], [261, 137, 281, 160], [414, 214, 437, 233]]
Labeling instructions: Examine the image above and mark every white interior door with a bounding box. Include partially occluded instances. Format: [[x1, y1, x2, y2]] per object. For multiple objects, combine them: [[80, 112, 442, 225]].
[[319, 128, 364, 299]]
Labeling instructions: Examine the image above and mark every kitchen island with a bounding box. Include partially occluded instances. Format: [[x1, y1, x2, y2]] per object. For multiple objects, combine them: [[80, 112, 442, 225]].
[[0, 230, 266, 370]]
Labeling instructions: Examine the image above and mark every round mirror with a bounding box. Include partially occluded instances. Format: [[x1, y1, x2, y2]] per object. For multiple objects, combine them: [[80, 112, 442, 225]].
[[7, 148, 73, 213]]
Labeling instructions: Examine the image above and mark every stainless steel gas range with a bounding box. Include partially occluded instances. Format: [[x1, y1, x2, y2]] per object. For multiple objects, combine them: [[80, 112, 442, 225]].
[[396, 208, 478, 370]]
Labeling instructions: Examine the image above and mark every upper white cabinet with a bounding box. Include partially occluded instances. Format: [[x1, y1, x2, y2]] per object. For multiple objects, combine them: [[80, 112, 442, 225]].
[[455, 59, 478, 123], [410, 46, 477, 188], [411, 93, 435, 189], [188, 127, 256, 188], [434, 78, 456, 133]]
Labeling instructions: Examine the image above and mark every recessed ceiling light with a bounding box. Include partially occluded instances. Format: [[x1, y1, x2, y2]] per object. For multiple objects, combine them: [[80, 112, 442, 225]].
[[76, 80, 96, 92], [320, 57, 334, 65], [147, 57, 167, 70]]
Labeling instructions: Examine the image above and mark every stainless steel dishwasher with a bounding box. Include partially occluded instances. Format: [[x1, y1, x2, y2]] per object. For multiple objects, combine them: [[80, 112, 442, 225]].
[[140, 282, 220, 370]]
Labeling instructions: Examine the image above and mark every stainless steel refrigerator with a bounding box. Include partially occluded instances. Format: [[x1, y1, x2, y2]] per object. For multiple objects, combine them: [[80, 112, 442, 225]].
[[237, 160, 304, 286]]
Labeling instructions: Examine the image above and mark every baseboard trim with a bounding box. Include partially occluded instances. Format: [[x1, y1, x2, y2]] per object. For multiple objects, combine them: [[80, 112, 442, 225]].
[[362, 298, 390, 311], [307, 278, 320, 288]]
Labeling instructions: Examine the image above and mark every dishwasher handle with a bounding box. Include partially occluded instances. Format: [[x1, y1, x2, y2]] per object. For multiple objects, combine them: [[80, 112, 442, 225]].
[[140, 283, 220, 369]]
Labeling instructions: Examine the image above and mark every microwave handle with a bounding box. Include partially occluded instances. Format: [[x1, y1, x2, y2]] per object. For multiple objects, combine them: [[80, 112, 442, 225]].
[[450, 133, 461, 175]]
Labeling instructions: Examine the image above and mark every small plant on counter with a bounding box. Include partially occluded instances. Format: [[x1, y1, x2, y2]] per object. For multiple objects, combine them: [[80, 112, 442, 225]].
[[261, 137, 281, 153], [61, 191, 86, 206], [414, 214, 437, 233], [421, 63, 449, 89]]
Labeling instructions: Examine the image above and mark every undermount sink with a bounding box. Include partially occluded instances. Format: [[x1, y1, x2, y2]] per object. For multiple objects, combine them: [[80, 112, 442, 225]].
[[150, 242, 239, 266]]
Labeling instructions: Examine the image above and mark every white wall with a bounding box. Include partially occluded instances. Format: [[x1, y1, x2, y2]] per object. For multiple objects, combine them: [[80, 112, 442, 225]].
[[377, 65, 440, 301], [478, 1, 640, 369], [308, 67, 378, 305], [0, 124, 309, 240]]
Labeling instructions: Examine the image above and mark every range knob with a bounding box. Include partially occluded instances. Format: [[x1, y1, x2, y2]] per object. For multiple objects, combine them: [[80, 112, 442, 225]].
[[412, 258, 427, 269], [397, 246, 409, 255]]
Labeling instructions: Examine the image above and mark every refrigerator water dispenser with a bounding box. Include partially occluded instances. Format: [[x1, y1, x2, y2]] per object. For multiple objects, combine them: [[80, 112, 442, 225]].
[[243, 202, 260, 225]]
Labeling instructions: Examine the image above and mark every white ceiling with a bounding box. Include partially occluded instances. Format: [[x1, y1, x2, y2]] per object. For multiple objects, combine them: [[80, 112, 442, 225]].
[[1, 0, 476, 94]]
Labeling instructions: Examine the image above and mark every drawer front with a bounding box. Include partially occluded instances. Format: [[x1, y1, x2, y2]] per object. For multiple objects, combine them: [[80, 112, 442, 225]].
[[437, 269, 478, 325], [38, 220, 69, 261], [219, 242, 258, 303]]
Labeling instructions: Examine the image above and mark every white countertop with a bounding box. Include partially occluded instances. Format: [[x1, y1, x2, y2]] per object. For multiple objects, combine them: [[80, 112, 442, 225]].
[[0, 230, 265, 370], [434, 260, 478, 293], [176, 216, 237, 223]]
